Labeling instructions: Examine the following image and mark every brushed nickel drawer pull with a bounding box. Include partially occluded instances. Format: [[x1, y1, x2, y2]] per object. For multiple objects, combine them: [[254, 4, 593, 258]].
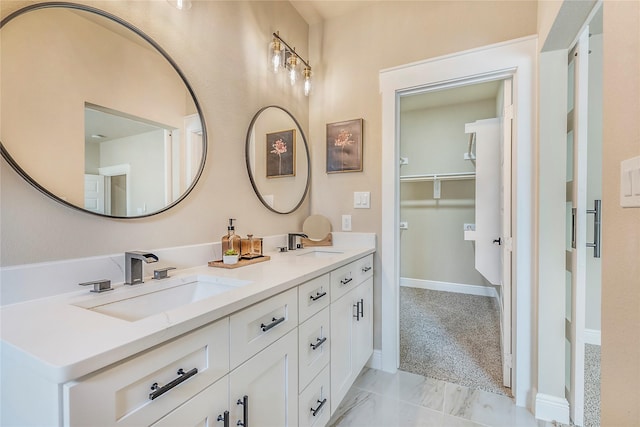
[[310, 291, 327, 301], [149, 367, 198, 400], [310, 398, 327, 417], [260, 316, 285, 332], [310, 337, 327, 350]]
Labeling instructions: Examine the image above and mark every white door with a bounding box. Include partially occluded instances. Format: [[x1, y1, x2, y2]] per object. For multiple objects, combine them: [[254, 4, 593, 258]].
[[229, 329, 298, 427], [467, 118, 502, 286], [84, 173, 105, 213], [565, 28, 590, 427]]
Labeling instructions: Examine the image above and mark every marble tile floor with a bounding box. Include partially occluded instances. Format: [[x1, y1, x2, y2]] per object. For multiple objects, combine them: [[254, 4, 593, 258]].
[[328, 368, 551, 427]]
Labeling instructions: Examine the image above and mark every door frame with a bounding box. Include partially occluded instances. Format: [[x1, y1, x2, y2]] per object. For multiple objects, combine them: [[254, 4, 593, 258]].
[[379, 36, 537, 407]]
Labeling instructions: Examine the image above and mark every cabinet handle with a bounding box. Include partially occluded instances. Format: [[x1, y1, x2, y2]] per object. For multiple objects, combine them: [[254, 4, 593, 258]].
[[353, 299, 364, 321], [309, 291, 327, 301], [310, 336, 327, 350], [260, 316, 285, 332], [236, 395, 248, 427], [217, 411, 229, 427], [310, 398, 327, 417], [340, 277, 353, 285], [361, 266, 372, 273], [149, 367, 198, 400]]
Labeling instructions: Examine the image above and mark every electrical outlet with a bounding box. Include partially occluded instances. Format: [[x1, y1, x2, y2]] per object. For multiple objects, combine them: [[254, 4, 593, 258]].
[[342, 214, 352, 231]]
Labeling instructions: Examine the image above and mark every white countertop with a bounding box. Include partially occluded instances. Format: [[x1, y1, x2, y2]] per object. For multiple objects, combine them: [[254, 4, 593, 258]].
[[0, 246, 375, 384]]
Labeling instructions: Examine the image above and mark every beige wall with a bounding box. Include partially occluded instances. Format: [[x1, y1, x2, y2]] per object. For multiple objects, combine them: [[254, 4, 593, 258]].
[[0, 0, 311, 266], [601, 1, 640, 424], [308, 0, 537, 349]]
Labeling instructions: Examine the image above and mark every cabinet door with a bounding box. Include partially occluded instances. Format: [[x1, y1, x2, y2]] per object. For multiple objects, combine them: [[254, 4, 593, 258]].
[[329, 288, 357, 413], [229, 328, 298, 427], [152, 376, 228, 427], [353, 278, 373, 373], [299, 365, 330, 427]]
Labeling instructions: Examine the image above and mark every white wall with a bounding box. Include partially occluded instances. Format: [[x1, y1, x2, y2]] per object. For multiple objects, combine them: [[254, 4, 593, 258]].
[[400, 99, 496, 286]]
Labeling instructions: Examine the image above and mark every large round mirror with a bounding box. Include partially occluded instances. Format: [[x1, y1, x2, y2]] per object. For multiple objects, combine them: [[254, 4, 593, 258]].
[[245, 106, 310, 214], [0, 3, 207, 218]]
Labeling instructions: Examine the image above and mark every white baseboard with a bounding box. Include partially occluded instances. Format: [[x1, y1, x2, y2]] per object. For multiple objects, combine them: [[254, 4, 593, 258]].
[[535, 393, 570, 424], [367, 349, 382, 370], [584, 328, 601, 346], [401, 277, 498, 298]]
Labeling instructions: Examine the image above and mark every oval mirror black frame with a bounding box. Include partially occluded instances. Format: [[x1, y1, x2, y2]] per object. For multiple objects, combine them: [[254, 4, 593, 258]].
[[0, 2, 207, 219], [245, 106, 310, 214]]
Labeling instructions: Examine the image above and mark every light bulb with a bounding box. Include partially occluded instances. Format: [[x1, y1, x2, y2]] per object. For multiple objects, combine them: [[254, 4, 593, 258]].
[[269, 37, 283, 73], [303, 66, 312, 96], [288, 54, 299, 85]]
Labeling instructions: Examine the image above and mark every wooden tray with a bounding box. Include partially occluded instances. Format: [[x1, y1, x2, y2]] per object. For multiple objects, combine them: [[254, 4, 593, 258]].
[[208, 255, 270, 269], [301, 233, 332, 247]]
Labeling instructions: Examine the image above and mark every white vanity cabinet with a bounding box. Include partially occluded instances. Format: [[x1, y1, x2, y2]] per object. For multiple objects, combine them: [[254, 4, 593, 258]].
[[330, 255, 374, 414], [2, 249, 376, 427]]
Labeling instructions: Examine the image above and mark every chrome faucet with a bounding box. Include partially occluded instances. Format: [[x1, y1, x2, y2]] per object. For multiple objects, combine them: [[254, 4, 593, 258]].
[[125, 251, 159, 285], [287, 233, 308, 251]]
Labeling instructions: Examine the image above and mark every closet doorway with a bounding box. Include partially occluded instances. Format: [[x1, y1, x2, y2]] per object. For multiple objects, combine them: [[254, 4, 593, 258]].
[[398, 79, 512, 395]]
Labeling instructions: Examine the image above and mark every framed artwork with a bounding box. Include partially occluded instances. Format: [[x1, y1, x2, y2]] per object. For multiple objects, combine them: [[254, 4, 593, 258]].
[[326, 118, 363, 173], [266, 129, 296, 178]]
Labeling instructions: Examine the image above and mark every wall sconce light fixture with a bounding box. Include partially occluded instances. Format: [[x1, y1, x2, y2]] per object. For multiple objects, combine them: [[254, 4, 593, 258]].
[[269, 31, 312, 96]]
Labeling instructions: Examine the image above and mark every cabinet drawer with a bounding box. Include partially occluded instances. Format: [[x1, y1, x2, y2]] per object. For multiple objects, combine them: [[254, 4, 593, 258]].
[[298, 274, 330, 323], [64, 319, 229, 427], [330, 254, 374, 302], [298, 306, 330, 390], [299, 365, 330, 427], [152, 375, 228, 427], [230, 288, 298, 369]]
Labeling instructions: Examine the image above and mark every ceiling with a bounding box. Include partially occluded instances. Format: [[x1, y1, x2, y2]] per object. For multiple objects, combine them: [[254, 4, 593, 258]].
[[289, 1, 373, 25]]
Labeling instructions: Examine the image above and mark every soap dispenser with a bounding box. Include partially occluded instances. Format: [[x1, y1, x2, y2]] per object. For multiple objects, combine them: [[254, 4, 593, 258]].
[[222, 218, 241, 255]]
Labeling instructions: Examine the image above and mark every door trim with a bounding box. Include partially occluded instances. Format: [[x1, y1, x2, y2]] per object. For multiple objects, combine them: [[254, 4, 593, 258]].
[[379, 35, 537, 407]]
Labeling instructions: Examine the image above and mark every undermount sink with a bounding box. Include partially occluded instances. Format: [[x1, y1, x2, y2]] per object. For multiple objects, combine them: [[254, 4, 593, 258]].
[[74, 275, 250, 322], [296, 249, 344, 258]]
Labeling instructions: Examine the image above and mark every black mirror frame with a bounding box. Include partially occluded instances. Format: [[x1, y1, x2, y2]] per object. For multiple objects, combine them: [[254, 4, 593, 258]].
[[245, 105, 311, 215], [0, 2, 208, 219]]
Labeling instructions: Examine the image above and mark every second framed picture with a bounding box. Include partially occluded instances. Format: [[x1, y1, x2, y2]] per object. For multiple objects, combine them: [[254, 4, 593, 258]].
[[326, 118, 363, 173], [266, 129, 296, 178]]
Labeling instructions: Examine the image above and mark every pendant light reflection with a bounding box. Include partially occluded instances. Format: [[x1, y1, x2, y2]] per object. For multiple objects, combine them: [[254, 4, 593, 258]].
[[167, 0, 192, 10], [269, 31, 312, 96]]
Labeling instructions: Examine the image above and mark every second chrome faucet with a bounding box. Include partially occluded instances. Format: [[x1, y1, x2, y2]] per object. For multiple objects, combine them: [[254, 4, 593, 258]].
[[125, 251, 158, 285]]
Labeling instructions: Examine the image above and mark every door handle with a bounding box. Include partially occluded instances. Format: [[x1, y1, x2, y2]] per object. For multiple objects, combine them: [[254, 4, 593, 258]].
[[493, 238, 502, 246], [217, 411, 229, 427], [586, 199, 601, 258]]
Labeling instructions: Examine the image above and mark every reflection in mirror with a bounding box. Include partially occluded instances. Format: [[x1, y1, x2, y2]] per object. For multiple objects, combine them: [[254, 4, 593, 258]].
[[0, 3, 206, 218], [246, 106, 310, 214]]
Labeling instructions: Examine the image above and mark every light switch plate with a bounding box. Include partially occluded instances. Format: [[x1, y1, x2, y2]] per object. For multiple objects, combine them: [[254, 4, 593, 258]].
[[354, 191, 370, 209], [621, 156, 640, 208]]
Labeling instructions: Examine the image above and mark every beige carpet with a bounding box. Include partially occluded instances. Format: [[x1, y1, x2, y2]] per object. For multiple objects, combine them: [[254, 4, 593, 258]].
[[399, 286, 510, 396]]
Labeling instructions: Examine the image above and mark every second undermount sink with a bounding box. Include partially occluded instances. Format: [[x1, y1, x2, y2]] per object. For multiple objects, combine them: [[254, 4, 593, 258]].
[[296, 249, 344, 258], [74, 275, 250, 322]]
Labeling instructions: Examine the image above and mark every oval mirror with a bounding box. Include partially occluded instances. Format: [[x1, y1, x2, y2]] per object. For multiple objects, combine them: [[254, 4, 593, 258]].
[[245, 106, 310, 214], [0, 3, 207, 218]]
